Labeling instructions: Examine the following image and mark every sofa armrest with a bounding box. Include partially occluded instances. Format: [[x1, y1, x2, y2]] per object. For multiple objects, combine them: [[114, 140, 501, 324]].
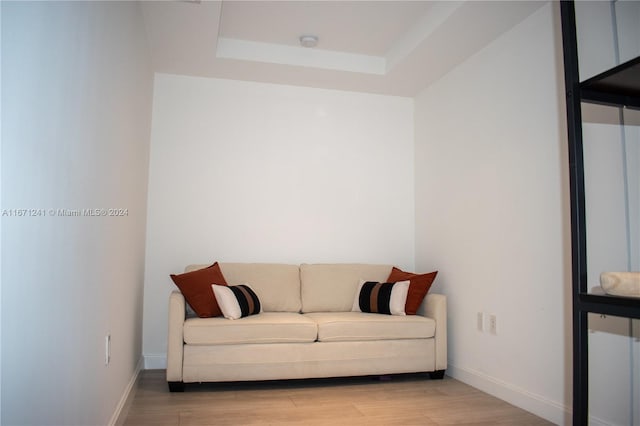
[[421, 293, 447, 371], [167, 290, 186, 382]]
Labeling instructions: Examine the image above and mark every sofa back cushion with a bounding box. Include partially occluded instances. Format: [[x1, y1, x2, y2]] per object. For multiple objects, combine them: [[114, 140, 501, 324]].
[[300, 264, 393, 313], [186, 263, 301, 313]]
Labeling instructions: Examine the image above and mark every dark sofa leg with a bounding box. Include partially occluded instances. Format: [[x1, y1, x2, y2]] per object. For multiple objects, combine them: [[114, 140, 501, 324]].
[[168, 381, 185, 392], [429, 370, 445, 380]]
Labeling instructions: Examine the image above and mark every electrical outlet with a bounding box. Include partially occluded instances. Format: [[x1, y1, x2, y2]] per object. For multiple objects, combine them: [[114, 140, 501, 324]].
[[477, 312, 485, 332], [105, 334, 111, 366], [489, 314, 497, 335]]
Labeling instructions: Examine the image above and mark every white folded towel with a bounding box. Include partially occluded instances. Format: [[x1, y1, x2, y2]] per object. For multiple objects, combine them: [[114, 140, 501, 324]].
[[600, 272, 640, 298]]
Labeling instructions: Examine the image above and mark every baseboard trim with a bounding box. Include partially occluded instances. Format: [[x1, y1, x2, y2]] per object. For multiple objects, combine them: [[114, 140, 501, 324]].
[[447, 363, 570, 425], [109, 357, 143, 426], [143, 353, 167, 370]]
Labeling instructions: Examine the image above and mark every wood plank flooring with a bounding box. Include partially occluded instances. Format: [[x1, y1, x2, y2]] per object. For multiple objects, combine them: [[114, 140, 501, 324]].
[[121, 370, 553, 426]]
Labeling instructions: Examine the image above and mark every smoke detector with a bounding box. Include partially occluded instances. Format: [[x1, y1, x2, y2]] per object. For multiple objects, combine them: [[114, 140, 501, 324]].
[[299, 35, 319, 48]]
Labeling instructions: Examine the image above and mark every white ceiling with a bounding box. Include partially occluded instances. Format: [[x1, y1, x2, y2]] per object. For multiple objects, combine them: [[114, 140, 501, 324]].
[[141, 0, 547, 97], [218, 1, 435, 55]]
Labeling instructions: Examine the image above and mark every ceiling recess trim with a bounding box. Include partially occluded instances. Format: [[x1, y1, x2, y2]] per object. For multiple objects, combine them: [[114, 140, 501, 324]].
[[216, 37, 387, 75], [385, 1, 464, 72]]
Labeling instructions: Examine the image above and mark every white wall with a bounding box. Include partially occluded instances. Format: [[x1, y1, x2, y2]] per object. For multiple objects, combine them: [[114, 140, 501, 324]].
[[1, 2, 153, 425], [575, 0, 618, 81], [575, 0, 640, 81], [142, 74, 415, 363], [414, 3, 571, 424]]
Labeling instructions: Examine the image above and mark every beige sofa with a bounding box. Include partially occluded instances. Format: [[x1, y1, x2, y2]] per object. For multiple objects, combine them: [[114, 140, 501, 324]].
[[167, 263, 447, 391]]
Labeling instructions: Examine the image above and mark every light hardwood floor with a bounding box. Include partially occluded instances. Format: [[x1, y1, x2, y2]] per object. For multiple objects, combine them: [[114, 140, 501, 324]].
[[121, 370, 553, 426]]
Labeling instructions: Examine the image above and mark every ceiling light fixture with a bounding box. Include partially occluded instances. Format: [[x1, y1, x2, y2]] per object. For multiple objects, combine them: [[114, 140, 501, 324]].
[[299, 35, 318, 48]]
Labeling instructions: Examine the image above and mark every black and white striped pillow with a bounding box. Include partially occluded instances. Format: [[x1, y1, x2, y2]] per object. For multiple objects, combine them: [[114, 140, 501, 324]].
[[351, 280, 410, 315], [212, 284, 262, 319]]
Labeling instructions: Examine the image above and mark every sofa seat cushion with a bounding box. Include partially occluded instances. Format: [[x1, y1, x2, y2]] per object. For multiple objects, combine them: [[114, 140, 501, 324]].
[[304, 312, 435, 342], [183, 312, 318, 345]]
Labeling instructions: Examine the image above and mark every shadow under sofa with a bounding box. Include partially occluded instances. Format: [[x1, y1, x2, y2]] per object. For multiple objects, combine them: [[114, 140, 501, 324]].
[[167, 263, 447, 391]]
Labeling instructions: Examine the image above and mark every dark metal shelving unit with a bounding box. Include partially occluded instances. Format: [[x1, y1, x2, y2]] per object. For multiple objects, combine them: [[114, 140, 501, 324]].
[[581, 56, 640, 109], [560, 1, 640, 425]]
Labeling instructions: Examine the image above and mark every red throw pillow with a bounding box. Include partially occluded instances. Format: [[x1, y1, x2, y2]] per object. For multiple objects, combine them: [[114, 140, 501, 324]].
[[386, 267, 438, 315], [170, 262, 228, 317]]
